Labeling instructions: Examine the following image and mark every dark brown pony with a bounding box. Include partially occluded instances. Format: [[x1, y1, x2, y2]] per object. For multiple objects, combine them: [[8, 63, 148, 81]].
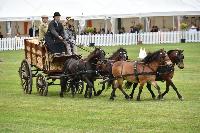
[[60, 47, 105, 98], [96, 48, 128, 96], [127, 49, 184, 100], [110, 49, 172, 100]]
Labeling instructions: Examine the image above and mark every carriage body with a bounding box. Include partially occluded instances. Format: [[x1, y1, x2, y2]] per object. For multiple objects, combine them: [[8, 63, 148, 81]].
[[18, 39, 84, 96], [24, 39, 64, 73]]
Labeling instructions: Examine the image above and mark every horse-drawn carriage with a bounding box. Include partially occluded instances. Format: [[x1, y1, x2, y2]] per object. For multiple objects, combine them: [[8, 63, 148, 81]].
[[18, 38, 184, 100], [18, 39, 83, 96]]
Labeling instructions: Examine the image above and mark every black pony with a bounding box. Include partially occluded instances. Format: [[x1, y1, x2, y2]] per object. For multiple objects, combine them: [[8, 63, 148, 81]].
[[60, 48, 105, 98]]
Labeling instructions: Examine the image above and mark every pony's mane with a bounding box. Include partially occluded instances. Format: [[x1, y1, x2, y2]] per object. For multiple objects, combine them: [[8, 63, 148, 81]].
[[167, 49, 179, 55], [142, 49, 164, 63], [108, 48, 127, 59], [86, 48, 104, 61]]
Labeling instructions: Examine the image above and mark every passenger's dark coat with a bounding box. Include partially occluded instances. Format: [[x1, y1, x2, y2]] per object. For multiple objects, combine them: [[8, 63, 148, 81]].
[[45, 20, 66, 53]]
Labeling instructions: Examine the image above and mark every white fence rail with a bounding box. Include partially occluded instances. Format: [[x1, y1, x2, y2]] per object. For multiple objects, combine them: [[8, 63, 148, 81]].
[[77, 31, 200, 46], [0, 37, 34, 51], [0, 31, 200, 51]]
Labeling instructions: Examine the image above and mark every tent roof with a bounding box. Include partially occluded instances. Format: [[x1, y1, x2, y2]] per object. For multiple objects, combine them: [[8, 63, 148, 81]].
[[0, 0, 200, 21]]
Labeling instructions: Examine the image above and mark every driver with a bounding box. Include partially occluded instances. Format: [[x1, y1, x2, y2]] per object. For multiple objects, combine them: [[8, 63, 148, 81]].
[[45, 12, 70, 55]]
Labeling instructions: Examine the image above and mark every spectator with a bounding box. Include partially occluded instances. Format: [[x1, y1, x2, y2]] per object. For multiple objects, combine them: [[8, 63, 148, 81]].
[[119, 27, 125, 34], [0, 32, 3, 38], [197, 26, 200, 31], [102, 28, 105, 34], [15, 32, 21, 37], [93, 28, 97, 34], [151, 26, 159, 32], [189, 25, 197, 32], [29, 27, 33, 37]]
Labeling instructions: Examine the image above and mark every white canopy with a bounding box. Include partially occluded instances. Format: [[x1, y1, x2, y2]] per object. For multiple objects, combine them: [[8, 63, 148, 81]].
[[0, 0, 200, 21]]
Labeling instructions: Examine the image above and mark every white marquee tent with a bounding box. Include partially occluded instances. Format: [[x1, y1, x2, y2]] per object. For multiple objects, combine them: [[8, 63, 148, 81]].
[[0, 0, 200, 21]]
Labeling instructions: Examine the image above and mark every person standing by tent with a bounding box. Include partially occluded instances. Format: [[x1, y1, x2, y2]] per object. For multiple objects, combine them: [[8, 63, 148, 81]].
[[0, 32, 3, 39], [64, 17, 76, 55], [45, 12, 67, 54], [39, 15, 48, 42]]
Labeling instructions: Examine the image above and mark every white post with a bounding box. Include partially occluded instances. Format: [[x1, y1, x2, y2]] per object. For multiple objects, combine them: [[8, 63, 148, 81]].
[[104, 17, 108, 34], [79, 19, 85, 34], [31, 18, 36, 37], [145, 17, 148, 32], [173, 16, 175, 31], [6, 21, 11, 37], [177, 16, 181, 31], [110, 18, 117, 34]]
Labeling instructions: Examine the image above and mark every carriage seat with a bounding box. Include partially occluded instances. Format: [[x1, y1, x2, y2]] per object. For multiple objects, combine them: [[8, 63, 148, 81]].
[[49, 52, 82, 63]]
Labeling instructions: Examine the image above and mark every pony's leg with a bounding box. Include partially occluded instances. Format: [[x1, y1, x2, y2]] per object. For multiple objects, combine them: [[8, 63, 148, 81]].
[[110, 87, 116, 100], [163, 79, 183, 100], [146, 82, 156, 99], [119, 85, 130, 100], [129, 83, 138, 99], [161, 80, 170, 98], [96, 83, 105, 96], [110, 80, 118, 100], [91, 80, 97, 96], [84, 84, 88, 98], [60, 77, 67, 97], [151, 81, 163, 100], [96, 78, 113, 96], [71, 80, 76, 97], [117, 79, 129, 100], [107, 81, 112, 89], [83, 77, 94, 98], [136, 83, 144, 101], [107, 81, 116, 97], [124, 81, 133, 90]]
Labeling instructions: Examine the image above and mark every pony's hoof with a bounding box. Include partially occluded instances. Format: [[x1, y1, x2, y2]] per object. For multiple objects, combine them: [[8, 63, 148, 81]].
[[110, 97, 114, 100], [96, 90, 102, 96], [136, 97, 141, 101], [152, 96, 156, 100], [129, 94, 133, 99], [125, 95, 130, 100], [89, 93, 92, 99], [157, 95, 163, 100], [179, 97, 184, 101], [60, 93, 64, 98], [84, 94, 87, 98]]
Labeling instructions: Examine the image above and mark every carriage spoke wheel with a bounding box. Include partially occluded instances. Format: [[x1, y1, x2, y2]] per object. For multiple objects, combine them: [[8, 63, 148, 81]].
[[19, 59, 32, 94], [36, 73, 48, 96], [77, 81, 84, 94]]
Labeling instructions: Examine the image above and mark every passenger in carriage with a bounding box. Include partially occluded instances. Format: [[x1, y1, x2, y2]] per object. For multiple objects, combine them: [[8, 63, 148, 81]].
[[45, 12, 71, 55], [63, 17, 76, 55], [39, 15, 48, 42]]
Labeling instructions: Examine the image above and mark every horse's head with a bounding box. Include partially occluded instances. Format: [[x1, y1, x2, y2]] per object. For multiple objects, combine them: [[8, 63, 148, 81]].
[[159, 49, 173, 66], [109, 48, 128, 61], [167, 49, 184, 69], [87, 47, 106, 63], [96, 59, 111, 75]]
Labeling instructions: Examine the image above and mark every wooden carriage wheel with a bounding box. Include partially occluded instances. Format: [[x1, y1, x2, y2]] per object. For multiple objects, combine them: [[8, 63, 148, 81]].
[[18, 59, 32, 94], [36, 73, 48, 96]]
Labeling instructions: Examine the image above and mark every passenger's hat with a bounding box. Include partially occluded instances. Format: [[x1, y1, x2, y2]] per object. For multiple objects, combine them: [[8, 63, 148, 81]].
[[53, 12, 61, 17], [66, 17, 72, 20], [41, 15, 48, 18]]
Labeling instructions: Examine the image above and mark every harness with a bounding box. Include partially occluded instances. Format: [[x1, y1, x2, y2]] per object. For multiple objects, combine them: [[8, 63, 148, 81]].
[[133, 61, 139, 82]]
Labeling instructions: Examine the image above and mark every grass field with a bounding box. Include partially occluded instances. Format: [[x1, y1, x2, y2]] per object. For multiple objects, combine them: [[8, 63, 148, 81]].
[[0, 43, 200, 133]]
